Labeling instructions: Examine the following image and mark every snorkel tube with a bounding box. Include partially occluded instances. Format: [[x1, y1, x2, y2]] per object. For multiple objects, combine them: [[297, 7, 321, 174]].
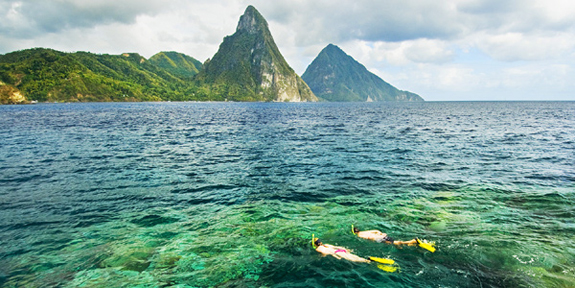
[[312, 234, 318, 249], [351, 224, 355, 235]]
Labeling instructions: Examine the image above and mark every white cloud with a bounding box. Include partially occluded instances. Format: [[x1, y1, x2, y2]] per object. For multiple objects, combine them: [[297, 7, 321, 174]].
[[470, 31, 575, 62], [0, 0, 168, 37], [332, 39, 454, 69], [501, 64, 572, 89], [403, 39, 455, 64], [1, 0, 575, 100], [532, 0, 575, 29], [251, 0, 466, 44]]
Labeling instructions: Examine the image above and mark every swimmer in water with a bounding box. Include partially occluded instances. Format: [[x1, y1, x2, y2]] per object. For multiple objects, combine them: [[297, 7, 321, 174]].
[[313, 238, 371, 263], [352, 226, 418, 245]]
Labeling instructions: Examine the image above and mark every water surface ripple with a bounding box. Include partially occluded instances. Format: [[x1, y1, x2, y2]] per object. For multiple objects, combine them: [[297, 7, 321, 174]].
[[0, 102, 574, 287]]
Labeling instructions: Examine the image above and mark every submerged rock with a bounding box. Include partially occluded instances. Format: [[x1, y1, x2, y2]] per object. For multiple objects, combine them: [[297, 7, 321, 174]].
[[99, 245, 155, 272]]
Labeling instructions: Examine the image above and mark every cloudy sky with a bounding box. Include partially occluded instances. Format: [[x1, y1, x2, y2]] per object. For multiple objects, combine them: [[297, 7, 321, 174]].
[[1, 0, 574, 101]]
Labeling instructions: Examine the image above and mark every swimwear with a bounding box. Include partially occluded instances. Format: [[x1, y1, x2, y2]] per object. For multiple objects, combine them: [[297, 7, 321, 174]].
[[334, 249, 347, 254], [376, 236, 394, 243]]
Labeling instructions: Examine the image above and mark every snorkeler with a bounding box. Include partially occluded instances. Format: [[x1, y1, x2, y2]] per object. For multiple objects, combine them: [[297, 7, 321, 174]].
[[313, 238, 370, 263], [352, 226, 417, 245], [352, 225, 436, 252], [312, 236, 395, 266]]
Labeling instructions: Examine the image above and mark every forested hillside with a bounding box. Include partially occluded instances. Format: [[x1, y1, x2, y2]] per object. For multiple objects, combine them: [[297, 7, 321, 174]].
[[0, 48, 206, 103]]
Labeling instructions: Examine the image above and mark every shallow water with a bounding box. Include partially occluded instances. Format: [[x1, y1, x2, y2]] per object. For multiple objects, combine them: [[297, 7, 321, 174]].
[[0, 102, 574, 287]]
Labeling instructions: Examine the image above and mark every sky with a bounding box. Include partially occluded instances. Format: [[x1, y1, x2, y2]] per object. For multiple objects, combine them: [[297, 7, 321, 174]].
[[1, 0, 574, 101]]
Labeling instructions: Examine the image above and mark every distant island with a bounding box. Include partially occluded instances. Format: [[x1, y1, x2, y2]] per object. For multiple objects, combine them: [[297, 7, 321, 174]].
[[0, 6, 422, 104], [303, 44, 423, 102]]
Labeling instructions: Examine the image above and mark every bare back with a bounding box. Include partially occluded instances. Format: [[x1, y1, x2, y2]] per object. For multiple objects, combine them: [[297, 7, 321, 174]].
[[315, 244, 370, 263], [357, 230, 387, 241]]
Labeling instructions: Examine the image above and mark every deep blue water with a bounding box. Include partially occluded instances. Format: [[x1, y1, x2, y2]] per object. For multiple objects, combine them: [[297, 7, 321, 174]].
[[0, 102, 574, 287]]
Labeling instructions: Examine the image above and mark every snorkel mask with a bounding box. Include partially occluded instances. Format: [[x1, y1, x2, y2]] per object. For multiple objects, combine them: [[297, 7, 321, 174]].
[[312, 234, 319, 249]]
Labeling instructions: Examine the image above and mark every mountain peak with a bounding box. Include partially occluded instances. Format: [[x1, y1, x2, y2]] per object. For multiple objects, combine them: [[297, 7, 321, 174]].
[[321, 44, 348, 59], [324, 43, 342, 52], [195, 6, 317, 102], [302, 44, 423, 102], [236, 5, 268, 34]]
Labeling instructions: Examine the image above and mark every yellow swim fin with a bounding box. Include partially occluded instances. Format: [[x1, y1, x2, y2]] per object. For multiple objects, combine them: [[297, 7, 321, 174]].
[[377, 264, 398, 273], [416, 238, 436, 253], [369, 256, 395, 265]]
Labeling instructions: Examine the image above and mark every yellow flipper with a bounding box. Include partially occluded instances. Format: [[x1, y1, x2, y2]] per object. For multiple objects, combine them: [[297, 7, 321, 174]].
[[377, 264, 398, 273], [369, 257, 395, 265], [417, 238, 436, 253]]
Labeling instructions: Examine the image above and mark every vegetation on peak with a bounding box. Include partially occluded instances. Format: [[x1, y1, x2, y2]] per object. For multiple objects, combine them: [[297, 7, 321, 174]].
[[302, 44, 423, 102], [121, 53, 146, 63], [149, 52, 203, 79], [236, 5, 269, 35], [195, 5, 317, 102], [0, 48, 207, 103]]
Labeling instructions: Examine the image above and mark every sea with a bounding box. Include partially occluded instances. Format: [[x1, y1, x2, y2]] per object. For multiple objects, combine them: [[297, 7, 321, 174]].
[[0, 101, 573, 288]]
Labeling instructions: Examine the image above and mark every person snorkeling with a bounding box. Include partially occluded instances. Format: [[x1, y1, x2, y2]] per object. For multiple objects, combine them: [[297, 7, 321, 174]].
[[352, 226, 417, 245], [352, 225, 436, 252], [313, 238, 371, 263], [312, 236, 397, 272]]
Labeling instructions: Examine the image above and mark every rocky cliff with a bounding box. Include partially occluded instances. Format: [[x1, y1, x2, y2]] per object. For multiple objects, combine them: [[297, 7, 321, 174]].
[[0, 81, 27, 104], [195, 6, 317, 102]]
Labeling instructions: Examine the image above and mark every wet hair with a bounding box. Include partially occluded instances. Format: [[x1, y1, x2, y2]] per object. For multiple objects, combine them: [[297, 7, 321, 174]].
[[353, 227, 360, 234], [314, 238, 322, 247]]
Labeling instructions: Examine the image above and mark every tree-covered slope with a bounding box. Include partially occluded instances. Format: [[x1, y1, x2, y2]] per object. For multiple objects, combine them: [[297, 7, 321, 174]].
[[194, 6, 317, 102], [302, 44, 423, 102], [148, 51, 203, 79], [0, 48, 202, 103]]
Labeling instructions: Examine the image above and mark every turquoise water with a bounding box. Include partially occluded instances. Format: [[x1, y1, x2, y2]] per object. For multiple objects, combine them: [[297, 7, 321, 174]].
[[0, 102, 574, 287]]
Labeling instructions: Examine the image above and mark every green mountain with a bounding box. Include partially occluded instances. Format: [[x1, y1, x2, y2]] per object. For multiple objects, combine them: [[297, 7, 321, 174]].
[[1, 7, 423, 104], [0, 48, 203, 102], [195, 6, 317, 102], [148, 51, 203, 79], [302, 44, 423, 102]]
